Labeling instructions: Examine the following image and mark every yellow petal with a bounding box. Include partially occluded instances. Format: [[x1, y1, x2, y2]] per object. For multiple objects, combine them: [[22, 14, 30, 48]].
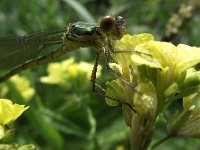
[[0, 99, 29, 125]]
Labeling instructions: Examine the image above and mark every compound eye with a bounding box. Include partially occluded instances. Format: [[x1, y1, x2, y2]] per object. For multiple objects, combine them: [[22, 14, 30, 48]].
[[100, 16, 115, 32], [115, 16, 125, 28], [116, 16, 125, 21]]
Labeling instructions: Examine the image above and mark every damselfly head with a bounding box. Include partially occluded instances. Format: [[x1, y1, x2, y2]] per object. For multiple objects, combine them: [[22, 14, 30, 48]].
[[100, 15, 125, 40]]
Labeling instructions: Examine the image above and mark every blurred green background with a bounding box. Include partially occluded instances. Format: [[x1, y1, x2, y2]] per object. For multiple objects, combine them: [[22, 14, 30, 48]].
[[0, 0, 200, 150]]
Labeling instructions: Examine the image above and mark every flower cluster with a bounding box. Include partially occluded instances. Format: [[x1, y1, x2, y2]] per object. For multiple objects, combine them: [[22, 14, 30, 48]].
[[40, 58, 102, 89], [105, 33, 200, 149]]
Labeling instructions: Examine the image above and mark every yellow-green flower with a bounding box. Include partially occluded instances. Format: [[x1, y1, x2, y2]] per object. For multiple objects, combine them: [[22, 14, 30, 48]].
[[40, 58, 102, 88], [0, 99, 29, 125], [40, 58, 75, 85], [0, 144, 36, 150], [0, 99, 29, 140], [9, 75, 35, 101], [107, 33, 200, 114]]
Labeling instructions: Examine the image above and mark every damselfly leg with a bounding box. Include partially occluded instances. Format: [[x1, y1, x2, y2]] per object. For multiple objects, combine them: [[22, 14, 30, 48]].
[[90, 51, 137, 112]]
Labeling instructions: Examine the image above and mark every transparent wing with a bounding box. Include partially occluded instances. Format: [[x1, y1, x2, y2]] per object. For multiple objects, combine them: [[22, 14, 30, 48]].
[[0, 27, 67, 70]]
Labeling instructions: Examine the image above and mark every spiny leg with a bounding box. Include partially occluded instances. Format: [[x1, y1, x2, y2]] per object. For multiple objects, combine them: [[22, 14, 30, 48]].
[[108, 42, 151, 55], [90, 52, 101, 92], [108, 42, 152, 62], [90, 52, 136, 112], [102, 47, 143, 95], [94, 82, 136, 113]]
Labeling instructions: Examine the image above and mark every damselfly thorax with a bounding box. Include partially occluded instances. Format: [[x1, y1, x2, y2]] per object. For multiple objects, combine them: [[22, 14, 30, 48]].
[[63, 15, 125, 48]]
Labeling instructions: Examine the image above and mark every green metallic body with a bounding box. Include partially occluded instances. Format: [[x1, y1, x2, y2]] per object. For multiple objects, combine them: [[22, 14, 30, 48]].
[[68, 22, 98, 36]]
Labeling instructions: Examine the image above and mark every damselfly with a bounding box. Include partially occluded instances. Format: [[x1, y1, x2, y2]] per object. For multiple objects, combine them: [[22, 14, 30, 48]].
[[0, 16, 144, 110], [0, 16, 125, 82]]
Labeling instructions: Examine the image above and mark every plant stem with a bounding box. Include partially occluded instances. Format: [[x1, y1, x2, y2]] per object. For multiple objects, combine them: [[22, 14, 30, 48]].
[[150, 134, 172, 150]]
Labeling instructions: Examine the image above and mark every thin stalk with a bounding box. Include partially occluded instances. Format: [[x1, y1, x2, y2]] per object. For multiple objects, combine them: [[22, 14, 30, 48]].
[[150, 134, 172, 150]]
